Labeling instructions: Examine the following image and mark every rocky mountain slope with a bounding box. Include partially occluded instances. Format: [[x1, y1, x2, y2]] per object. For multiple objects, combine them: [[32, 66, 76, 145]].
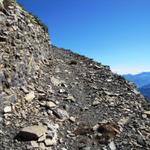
[[0, 1, 150, 150]]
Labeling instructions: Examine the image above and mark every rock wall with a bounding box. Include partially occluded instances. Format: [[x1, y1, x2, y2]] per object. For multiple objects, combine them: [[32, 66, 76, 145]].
[[0, 1, 51, 96], [0, 3, 53, 149]]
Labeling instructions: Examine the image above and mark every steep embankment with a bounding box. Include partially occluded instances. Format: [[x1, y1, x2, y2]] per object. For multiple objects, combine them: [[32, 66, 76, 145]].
[[0, 1, 150, 150]]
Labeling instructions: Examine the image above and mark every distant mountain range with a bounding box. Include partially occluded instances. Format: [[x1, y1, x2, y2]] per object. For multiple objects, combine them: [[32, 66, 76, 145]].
[[123, 72, 150, 101], [139, 84, 150, 100]]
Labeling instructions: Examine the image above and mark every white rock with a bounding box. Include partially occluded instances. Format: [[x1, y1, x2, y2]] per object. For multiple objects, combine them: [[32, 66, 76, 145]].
[[66, 95, 76, 102], [31, 141, 39, 148], [54, 108, 69, 120], [0, 130, 4, 135], [38, 133, 46, 142], [25, 91, 35, 102], [46, 101, 56, 108], [51, 76, 64, 86], [109, 141, 116, 150], [144, 111, 150, 116], [39, 143, 46, 150], [107, 79, 112, 82], [59, 89, 66, 93], [4, 106, 12, 113], [118, 117, 129, 126], [61, 148, 67, 150], [93, 124, 100, 131], [133, 89, 140, 95], [142, 114, 147, 119], [92, 100, 100, 106], [69, 117, 76, 123], [44, 138, 57, 146]]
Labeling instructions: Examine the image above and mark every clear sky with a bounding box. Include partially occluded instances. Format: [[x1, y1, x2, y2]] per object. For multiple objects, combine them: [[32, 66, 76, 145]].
[[17, 0, 150, 74]]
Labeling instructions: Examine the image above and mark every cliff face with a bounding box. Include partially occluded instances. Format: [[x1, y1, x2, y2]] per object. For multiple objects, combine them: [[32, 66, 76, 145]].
[[0, 0, 51, 101], [0, 1, 150, 150]]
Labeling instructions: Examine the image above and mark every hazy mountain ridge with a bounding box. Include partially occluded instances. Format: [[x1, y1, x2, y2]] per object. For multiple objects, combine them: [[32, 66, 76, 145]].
[[123, 72, 150, 88], [139, 84, 150, 100], [123, 72, 150, 101]]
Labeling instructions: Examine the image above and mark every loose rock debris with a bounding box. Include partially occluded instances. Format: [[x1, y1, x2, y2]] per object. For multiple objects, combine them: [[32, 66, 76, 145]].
[[0, 1, 149, 150]]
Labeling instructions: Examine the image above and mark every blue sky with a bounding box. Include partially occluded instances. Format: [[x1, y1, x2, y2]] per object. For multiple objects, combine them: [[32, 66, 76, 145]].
[[17, 0, 150, 74]]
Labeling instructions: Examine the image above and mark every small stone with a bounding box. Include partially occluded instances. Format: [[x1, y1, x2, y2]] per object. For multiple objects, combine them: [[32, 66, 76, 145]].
[[61, 148, 67, 150], [39, 143, 46, 149], [53, 108, 69, 120], [104, 91, 119, 96], [66, 95, 76, 102], [142, 114, 147, 119], [47, 123, 59, 130], [4, 121, 11, 126], [59, 89, 66, 93], [46, 123, 58, 144], [0, 117, 2, 122], [63, 104, 69, 110], [21, 86, 29, 94], [137, 135, 146, 146], [4, 106, 12, 113], [144, 111, 150, 116], [132, 89, 140, 95], [44, 138, 56, 146], [109, 141, 116, 150], [47, 130, 54, 139], [25, 91, 35, 102], [92, 100, 100, 106], [51, 76, 64, 86], [59, 138, 63, 143], [46, 101, 56, 108], [69, 117, 76, 123], [107, 79, 112, 82], [118, 117, 129, 125], [0, 130, 4, 135], [93, 124, 100, 131], [38, 133, 46, 142], [83, 147, 91, 150], [31, 141, 39, 148]]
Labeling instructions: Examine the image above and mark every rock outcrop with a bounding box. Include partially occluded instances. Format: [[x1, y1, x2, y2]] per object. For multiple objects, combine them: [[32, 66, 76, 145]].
[[0, 1, 150, 150]]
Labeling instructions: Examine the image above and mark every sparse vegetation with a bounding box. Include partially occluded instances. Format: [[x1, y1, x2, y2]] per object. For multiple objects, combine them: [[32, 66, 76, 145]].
[[29, 12, 49, 32], [18, 2, 48, 33]]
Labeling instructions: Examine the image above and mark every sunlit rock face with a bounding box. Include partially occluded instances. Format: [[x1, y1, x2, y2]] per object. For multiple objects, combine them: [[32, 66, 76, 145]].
[[0, 1, 150, 150]]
